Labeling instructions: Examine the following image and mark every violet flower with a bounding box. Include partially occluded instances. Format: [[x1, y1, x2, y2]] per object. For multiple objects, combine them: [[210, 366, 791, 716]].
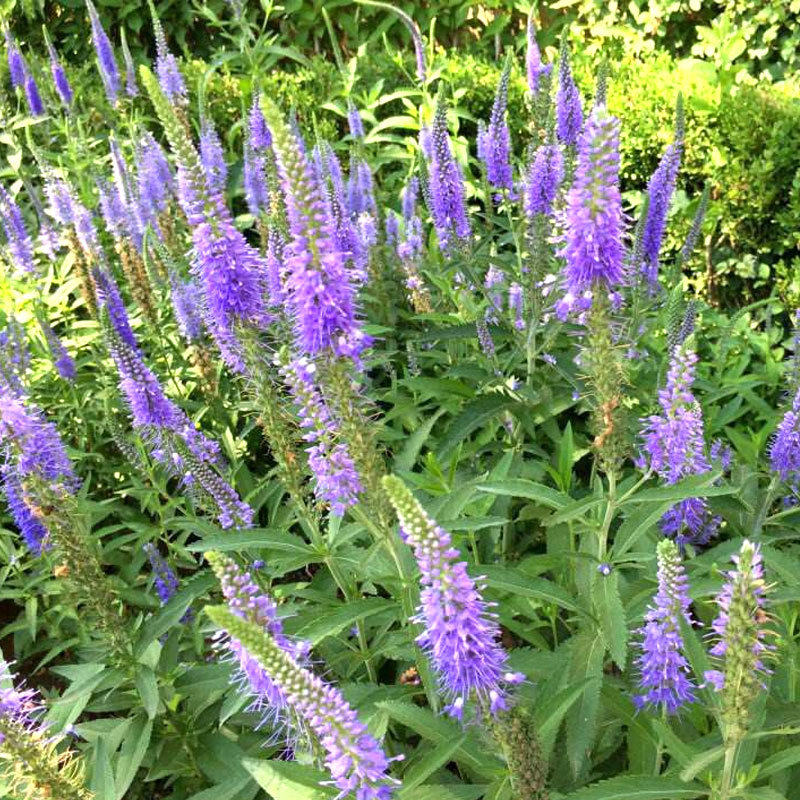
[[86, 0, 120, 104], [23, 71, 45, 117], [640, 343, 720, 548], [634, 538, 696, 714], [5, 31, 25, 90], [524, 144, 563, 219], [47, 42, 73, 107], [478, 59, 513, 192], [526, 17, 551, 95], [558, 108, 623, 318], [39, 319, 76, 381], [426, 95, 471, 253], [556, 40, 583, 147], [0, 184, 36, 274], [280, 356, 362, 515], [382, 475, 525, 721], [640, 142, 682, 290]]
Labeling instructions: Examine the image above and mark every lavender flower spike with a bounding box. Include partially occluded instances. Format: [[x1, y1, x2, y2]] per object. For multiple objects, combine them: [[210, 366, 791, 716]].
[[47, 42, 73, 107], [478, 57, 513, 192], [426, 93, 471, 254], [0, 184, 36, 274], [640, 141, 682, 289], [143, 542, 180, 605], [704, 540, 772, 739], [559, 107, 624, 308], [5, 31, 25, 90], [207, 603, 399, 800], [120, 28, 138, 97], [524, 143, 563, 219], [151, 2, 187, 106], [39, 319, 76, 381], [556, 37, 583, 147], [526, 16, 551, 95], [634, 538, 696, 714], [87, 0, 120, 104], [0, 663, 92, 799], [640, 342, 720, 548], [24, 71, 45, 117], [261, 98, 369, 361], [769, 384, 800, 488], [383, 475, 524, 721], [207, 551, 311, 735]]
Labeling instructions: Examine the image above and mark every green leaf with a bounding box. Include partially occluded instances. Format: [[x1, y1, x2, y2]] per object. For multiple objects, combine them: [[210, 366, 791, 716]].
[[184, 779, 253, 800], [115, 716, 153, 799], [395, 408, 446, 471], [376, 701, 500, 778], [134, 666, 159, 719], [621, 474, 731, 505], [534, 679, 594, 762], [242, 759, 336, 800], [613, 502, 673, 557], [476, 479, 571, 510], [563, 775, 705, 799], [437, 395, 516, 457], [481, 564, 580, 612], [294, 598, 397, 645], [91, 738, 116, 800], [679, 745, 726, 781], [185, 529, 314, 556], [757, 745, 800, 778], [593, 571, 628, 669], [134, 572, 215, 657], [566, 629, 605, 777], [403, 788, 487, 800], [400, 735, 467, 792]]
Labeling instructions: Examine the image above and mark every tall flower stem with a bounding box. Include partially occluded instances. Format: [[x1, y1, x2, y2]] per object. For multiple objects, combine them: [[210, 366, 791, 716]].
[[753, 473, 780, 538]]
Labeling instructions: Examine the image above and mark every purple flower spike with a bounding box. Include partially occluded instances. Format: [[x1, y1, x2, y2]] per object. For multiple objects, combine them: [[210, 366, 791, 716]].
[[526, 17, 551, 95], [770, 385, 800, 488], [47, 43, 73, 107], [6, 32, 25, 90], [94, 268, 139, 351], [249, 94, 272, 151], [136, 132, 174, 223], [640, 143, 682, 289], [703, 540, 771, 733], [244, 144, 269, 218], [262, 101, 369, 361], [0, 184, 36, 274], [560, 107, 624, 302], [640, 344, 720, 548], [143, 543, 180, 605], [170, 274, 205, 342], [280, 356, 362, 515], [154, 18, 187, 106], [39, 319, 76, 381], [478, 62, 513, 193], [24, 72, 45, 117], [347, 101, 365, 139], [426, 95, 471, 254], [87, 0, 120, 104], [634, 538, 696, 714], [556, 42, 583, 147], [525, 144, 563, 218], [199, 120, 227, 196], [382, 475, 525, 722]]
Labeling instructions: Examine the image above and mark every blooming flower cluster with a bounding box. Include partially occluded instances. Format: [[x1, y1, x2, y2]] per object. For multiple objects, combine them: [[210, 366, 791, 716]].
[[634, 538, 696, 713], [640, 343, 720, 547], [383, 475, 524, 721]]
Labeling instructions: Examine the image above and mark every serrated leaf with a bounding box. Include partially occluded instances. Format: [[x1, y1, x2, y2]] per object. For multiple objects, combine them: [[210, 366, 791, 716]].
[[679, 745, 725, 781], [593, 571, 627, 669], [481, 564, 580, 612], [566, 629, 605, 777], [621, 474, 731, 505], [436, 395, 515, 458], [477, 479, 571, 510], [134, 572, 215, 657], [403, 788, 487, 800], [613, 502, 673, 557], [91, 738, 116, 800], [185, 529, 314, 555], [534, 679, 593, 762], [400, 735, 467, 791], [295, 598, 396, 645], [395, 408, 446, 471], [115, 716, 153, 799], [242, 759, 335, 799], [757, 745, 800, 778], [134, 666, 159, 719], [563, 774, 705, 799]]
